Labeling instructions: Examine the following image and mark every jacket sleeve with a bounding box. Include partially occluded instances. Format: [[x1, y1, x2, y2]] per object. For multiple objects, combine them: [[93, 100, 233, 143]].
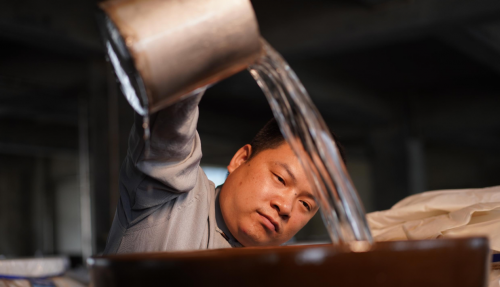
[[120, 90, 204, 211]]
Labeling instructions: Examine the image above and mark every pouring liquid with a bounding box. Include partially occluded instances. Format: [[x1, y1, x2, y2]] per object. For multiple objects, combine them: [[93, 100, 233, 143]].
[[249, 39, 373, 245]]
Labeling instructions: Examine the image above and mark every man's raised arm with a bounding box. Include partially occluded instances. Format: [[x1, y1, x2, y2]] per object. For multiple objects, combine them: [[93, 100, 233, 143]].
[[121, 90, 204, 210], [103, 90, 207, 254]]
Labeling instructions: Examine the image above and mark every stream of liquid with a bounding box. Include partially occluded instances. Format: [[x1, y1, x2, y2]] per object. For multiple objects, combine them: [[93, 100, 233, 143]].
[[249, 39, 373, 245]]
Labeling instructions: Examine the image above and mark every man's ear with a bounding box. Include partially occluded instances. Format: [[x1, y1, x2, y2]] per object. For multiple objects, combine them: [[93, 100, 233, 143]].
[[227, 144, 252, 173]]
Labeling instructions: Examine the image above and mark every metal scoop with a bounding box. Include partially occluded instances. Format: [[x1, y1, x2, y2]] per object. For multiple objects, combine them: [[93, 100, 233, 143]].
[[97, 0, 262, 114]]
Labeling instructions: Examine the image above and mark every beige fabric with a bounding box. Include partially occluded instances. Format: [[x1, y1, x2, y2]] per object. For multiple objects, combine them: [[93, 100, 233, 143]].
[[367, 185, 500, 251]]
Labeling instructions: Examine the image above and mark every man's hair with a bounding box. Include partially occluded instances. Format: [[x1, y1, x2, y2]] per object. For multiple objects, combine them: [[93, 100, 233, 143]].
[[248, 118, 346, 163]]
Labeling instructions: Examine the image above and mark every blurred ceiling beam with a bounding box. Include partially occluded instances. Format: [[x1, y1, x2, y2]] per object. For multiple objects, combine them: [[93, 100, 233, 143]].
[[0, 57, 87, 91], [440, 20, 500, 74], [0, 0, 102, 57], [424, 129, 500, 151], [355, 0, 393, 5], [259, 0, 500, 57], [0, 20, 102, 58], [0, 120, 78, 152], [0, 142, 76, 157], [417, 96, 500, 151], [420, 96, 500, 131], [290, 62, 394, 125], [0, 106, 78, 126], [203, 67, 393, 129]]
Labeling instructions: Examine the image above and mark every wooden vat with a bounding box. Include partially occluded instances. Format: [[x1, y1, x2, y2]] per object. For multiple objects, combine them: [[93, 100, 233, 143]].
[[89, 237, 490, 287]]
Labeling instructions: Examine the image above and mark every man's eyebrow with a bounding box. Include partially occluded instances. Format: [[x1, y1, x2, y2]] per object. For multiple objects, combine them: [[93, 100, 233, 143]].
[[303, 192, 316, 201], [275, 162, 296, 184]]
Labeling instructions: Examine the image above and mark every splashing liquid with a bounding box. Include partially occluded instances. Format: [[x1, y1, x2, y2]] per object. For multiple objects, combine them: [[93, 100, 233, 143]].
[[249, 39, 373, 245]]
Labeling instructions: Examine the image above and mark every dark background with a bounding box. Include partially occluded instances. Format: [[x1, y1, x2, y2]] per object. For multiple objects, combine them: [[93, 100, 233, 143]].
[[1, 0, 499, 262]]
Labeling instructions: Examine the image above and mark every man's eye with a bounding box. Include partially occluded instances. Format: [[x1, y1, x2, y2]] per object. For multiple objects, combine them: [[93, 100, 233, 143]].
[[275, 174, 285, 185], [301, 201, 311, 211]]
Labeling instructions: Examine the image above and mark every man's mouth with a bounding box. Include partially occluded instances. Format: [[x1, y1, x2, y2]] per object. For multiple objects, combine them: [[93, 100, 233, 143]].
[[257, 211, 279, 233]]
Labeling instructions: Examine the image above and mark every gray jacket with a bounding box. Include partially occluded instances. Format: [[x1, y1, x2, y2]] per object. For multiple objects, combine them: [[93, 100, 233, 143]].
[[103, 93, 240, 254]]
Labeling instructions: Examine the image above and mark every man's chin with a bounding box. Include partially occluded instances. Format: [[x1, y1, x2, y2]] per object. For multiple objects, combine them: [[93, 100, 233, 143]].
[[236, 229, 283, 247], [236, 228, 270, 247]]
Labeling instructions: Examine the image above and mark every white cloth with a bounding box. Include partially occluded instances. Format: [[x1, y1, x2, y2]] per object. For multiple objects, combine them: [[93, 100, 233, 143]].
[[367, 186, 500, 287], [367, 185, 500, 251]]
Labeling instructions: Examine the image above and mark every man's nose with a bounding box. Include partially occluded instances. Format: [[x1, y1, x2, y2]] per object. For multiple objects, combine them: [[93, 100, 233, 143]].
[[271, 192, 294, 219]]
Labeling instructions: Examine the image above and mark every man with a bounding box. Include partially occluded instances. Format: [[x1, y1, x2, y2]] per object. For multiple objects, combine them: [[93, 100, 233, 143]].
[[104, 91, 334, 254]]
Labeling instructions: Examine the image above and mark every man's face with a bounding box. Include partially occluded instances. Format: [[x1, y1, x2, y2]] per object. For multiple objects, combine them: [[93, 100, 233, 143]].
[[220, 143, 318, 246]]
